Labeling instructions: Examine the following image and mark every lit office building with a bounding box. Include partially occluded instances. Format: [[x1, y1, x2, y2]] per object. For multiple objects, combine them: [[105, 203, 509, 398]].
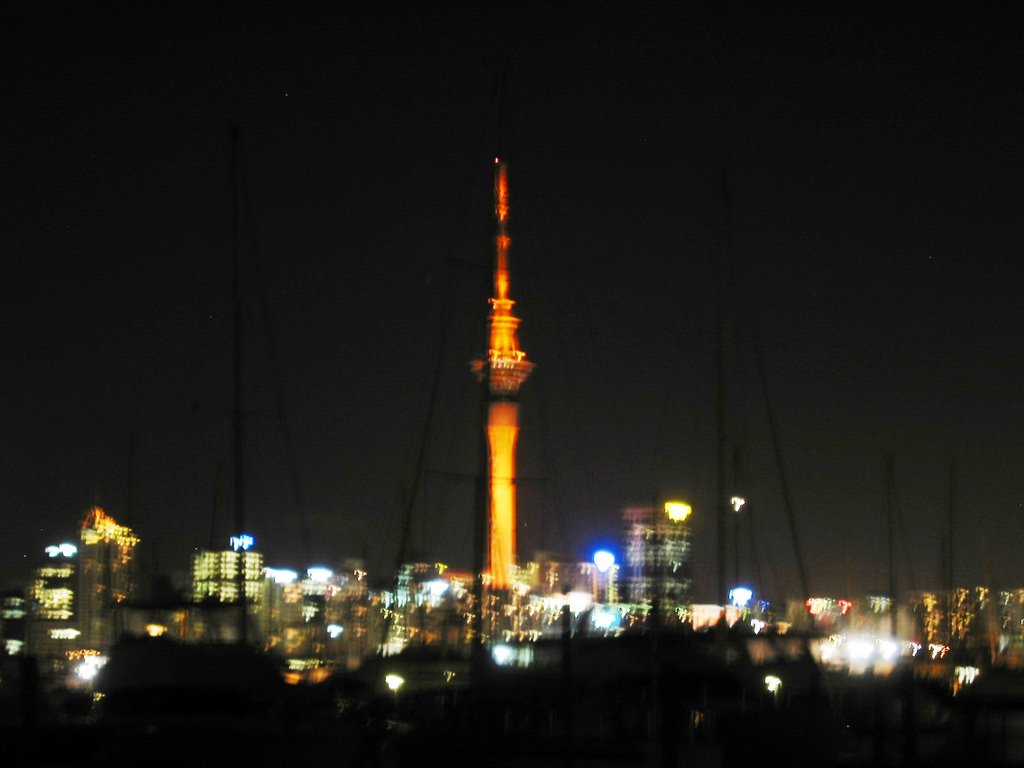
[[624, 502, 694, 610], [578, 558, 620, 605], [189, 534, 264, 644], [191, 534, 264, 606], [27, 543, 80, 673], [1, 591, 27, 656], [78, 507, 139, 652]]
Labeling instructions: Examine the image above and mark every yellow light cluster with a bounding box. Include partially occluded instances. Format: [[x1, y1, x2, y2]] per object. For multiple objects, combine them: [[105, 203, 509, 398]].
[[37, 566, 73, 579], [665, 501, 692, 523], [67, 649, 101, 661], [81, 507, 139, 550]]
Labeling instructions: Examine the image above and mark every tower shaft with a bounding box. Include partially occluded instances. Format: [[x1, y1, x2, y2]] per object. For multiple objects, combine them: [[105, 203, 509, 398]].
[[475, 160, 533, 589]]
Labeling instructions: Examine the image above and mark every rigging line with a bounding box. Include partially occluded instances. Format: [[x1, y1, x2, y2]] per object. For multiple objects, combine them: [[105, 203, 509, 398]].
[[646, 287, 697, 500], [236, 135, 312, 563], [946, 462, 956, 648], [885, 455, 898, 636], [502, 189, 558, 552], [731, 439, 774, 601], [209, 460, 225, 551], [426, 468, 550, 484], [524, 155, 600, 544], [490, 50, 597, 546], [430, 291, 482, 561], [394, 258, 458, 573], [889, 459, 918, 594], [739, 274, 812, 603], [419, 62, 512, 558], [524, 362, 561, 553], [716, 166, 732, 605], [513, 228, 573, 552], [744, 496, 773, 604], [417, 184, 494, 558]]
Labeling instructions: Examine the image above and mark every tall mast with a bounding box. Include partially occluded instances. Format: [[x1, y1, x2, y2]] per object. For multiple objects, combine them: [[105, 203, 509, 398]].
[[473, 159, 534, 591], [716, 168, 731, 606], [230, 126, 247, 645], [886, 455, 897, 638], [946, 463, 956, 649]]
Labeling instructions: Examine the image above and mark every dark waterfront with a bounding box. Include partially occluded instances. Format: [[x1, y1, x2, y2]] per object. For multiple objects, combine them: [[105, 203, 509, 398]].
[[7, 630, 1024, 767]]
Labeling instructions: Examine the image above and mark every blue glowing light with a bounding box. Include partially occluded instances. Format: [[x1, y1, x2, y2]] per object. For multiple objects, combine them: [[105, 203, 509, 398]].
[[265, 567, 298, 585], [230, 533, 255, 551], [307, 567, 333, 583], [591, 607, 621, 631], [729, 586, 753, 608], [492, 644, 514, 666], [45, 543, 78, 558], [593, 550, 616, 573], [426, 579, 449, 600]]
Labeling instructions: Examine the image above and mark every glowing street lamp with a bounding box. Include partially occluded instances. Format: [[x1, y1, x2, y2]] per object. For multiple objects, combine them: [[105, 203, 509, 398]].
[[764, 674, 782, 705], [385, 673, 405, 709]]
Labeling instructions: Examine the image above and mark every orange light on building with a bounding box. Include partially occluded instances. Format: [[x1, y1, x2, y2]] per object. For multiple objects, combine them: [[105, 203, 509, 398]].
[[81, 506, 138, 550]]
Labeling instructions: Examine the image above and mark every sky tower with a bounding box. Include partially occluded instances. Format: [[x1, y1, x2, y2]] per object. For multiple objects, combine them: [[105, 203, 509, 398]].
[[474, 159, 534, 590]]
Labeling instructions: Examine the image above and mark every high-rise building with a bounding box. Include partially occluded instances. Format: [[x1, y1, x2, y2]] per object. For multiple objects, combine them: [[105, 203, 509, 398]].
[[191, 534, 263, 641], [472, 160, 534, 590], [1, 590, 26, 656], [26, 543, 79, 674], [78, 507, 139, 652], [624, 503, 694, 609]]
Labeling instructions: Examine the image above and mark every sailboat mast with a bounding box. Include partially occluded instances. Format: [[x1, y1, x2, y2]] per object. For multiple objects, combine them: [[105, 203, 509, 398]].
[[230, 126, 247, 646], [716, 169, 730, 606], [946, 463, 955, 649], [886, 456, 897, 638]]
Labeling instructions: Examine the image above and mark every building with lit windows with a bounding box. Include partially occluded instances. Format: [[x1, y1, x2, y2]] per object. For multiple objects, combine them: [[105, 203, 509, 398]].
[[257, 561, 385, 674], [78, 507, 139, 652], [382, 562, 474, 655], [190, 534, 263, 641], [1, 590, 27, 658], [624, 503, 693, 609], [26, 543, 80, 673], [913, 586, 994, 652], [579, 557, 620, 604]]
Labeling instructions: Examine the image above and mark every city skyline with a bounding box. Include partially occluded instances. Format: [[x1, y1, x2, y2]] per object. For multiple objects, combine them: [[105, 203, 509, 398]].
[[3, 6, 1023, 600]]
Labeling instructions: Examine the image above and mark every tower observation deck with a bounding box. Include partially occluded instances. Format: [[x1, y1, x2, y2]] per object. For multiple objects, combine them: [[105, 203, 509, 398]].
[[473, 159, 534, 590]]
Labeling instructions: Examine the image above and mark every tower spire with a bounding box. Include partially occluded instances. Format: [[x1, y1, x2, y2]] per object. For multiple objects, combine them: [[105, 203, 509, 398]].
[[474, 158, 534, 590]]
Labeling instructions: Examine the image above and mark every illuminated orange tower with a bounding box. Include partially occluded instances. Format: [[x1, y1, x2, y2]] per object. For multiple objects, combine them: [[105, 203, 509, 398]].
[[474, 159, 534, 590]]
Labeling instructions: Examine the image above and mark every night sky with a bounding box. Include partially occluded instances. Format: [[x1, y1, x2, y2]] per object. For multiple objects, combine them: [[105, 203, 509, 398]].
[[3, 4, 1023, 602]]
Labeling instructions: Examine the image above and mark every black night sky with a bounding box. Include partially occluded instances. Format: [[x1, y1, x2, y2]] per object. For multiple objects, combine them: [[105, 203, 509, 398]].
[[2, 4, 1022, 602]]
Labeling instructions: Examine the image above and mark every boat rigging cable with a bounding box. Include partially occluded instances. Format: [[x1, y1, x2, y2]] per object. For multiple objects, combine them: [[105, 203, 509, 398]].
[[889, 460, 919, 594], [393, 257, 459, 576], [737, 228, 813, 603], [233, 128, 315, 565]]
